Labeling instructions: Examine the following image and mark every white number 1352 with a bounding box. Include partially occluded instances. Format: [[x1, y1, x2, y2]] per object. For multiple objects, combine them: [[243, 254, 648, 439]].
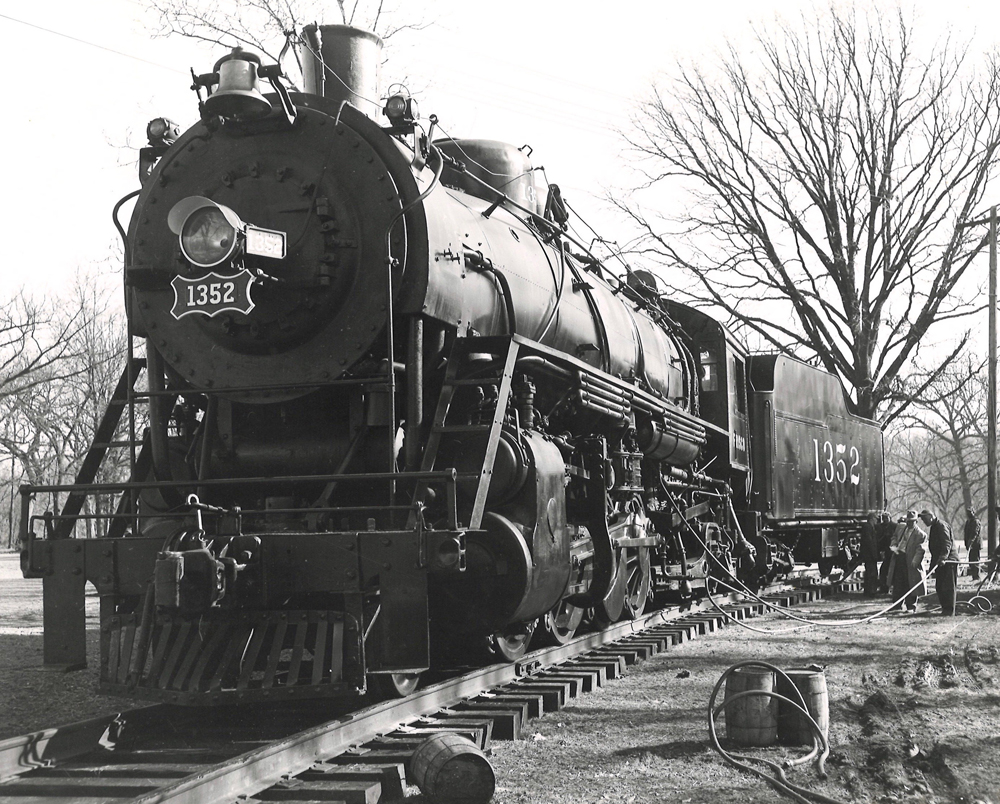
[[813, 439, 861, 485], [187, 282, 236, 307]]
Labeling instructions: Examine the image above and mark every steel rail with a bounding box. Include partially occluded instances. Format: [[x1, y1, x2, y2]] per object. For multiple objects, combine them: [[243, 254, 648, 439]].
[[0, 576, 836, 804]]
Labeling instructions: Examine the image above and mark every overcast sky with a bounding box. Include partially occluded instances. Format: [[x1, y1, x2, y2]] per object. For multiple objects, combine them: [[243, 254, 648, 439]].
[[2, 0, 996, 299]]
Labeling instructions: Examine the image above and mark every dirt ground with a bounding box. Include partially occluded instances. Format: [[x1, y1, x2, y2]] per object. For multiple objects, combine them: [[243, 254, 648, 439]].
[[0, 552, 134, 741], [2, 551, 999, 804], [484, 583, 1000, 804]]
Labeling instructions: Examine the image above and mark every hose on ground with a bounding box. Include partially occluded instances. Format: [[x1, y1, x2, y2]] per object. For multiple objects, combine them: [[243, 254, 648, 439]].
[[708, 660, 847, 804]]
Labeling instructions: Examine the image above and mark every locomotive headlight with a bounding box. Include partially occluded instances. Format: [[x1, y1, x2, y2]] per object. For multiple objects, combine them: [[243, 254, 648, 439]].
[[168, 196, 244, 268], [180, 206, 241, 267], [168, 196, 287, 268]]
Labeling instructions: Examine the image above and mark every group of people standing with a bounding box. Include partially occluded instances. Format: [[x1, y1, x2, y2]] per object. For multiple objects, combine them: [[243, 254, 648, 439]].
[[859, 508, 973, 616]]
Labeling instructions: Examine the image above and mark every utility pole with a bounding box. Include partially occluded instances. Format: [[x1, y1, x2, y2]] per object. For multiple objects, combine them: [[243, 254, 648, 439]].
[[957, 209, 998, 561], [7, 454, 12, 550], [990, 207, 997, 561]]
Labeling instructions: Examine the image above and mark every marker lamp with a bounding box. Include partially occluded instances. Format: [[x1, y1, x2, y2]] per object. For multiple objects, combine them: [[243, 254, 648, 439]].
[[383, 93, 418, 126]]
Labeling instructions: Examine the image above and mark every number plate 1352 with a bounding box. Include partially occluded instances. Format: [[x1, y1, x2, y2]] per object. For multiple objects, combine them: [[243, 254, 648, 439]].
[[170, 269, 256, 320]]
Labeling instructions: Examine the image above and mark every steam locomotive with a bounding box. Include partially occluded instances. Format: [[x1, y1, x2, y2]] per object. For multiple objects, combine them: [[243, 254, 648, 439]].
[[19, 26, 884, 704]]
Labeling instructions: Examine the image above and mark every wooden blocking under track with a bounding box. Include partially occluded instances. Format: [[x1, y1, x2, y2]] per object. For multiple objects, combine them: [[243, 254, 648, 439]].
[[401, 718, 494, 751], [304, 762, 406, 800], [409, 733, 496, 804], [578, 652, 627, 678], [437, 705, 524, 741], [253, 777, 379, 803], [619, 637, 664, 658], [562, 660, 611, 685], [472, 691, 544, 719], [501, 679, 571, 711], [590, 645, 644, 665], [679, 614, 720, 634], [532, 672, 583, 697], [721, 604, 753, 621], [539, 666, 603, 693]]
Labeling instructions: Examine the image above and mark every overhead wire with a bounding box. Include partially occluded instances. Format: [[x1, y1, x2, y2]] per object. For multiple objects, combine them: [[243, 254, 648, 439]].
[[412, 45, 641, 107], [0, 11, 187, 74], [418, 80, 628, 139]]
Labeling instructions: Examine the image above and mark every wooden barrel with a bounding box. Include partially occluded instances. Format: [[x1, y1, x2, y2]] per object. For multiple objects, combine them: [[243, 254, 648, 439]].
[[724, 667, 778, 746], [777, 668, 829, 746], [408, 733, 496, 803]]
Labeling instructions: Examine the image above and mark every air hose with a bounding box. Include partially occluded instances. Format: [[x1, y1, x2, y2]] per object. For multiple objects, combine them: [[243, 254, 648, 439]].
[[708, 661, 847, 804]]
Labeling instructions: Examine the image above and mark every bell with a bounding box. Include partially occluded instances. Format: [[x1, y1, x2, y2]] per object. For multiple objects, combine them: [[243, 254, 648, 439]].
[[203, 51, 272, 120]]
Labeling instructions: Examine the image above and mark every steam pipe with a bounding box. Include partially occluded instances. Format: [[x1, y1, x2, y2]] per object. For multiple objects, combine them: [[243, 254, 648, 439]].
[[405, 316, 424, 470], [145, 344, 173, 482]]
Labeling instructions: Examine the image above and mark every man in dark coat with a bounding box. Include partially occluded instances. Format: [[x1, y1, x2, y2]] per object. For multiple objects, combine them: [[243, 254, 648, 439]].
[[964, 507, 982, 581], [920, 509, 959, 616], [860, 513, 880, 596], [876, 512, 895, 593]]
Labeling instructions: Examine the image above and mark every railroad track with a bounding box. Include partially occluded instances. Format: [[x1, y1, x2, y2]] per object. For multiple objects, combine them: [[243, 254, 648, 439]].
[[0, 577, 847, 804]]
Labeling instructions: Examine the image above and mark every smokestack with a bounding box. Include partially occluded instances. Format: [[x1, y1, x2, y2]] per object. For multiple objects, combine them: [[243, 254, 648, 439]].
[[300, 24, 383, 119]]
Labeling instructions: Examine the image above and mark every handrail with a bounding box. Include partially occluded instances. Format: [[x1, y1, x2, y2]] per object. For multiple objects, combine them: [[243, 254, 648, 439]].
[[18, 469, 460, 496]]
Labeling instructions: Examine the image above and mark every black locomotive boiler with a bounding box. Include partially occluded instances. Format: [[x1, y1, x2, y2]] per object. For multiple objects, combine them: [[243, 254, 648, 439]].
[[20, 26, 884, 704]]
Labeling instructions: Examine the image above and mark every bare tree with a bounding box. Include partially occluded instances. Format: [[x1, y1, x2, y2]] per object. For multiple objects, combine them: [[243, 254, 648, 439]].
[[144, 0, 430, 82], [0, 276, 129, 543], [885, 427, 958, 522], [618, 6, 1000, 420], [885, 356, 988, 528], [0, 291, 88, 402], [0, 289, 91, 541]]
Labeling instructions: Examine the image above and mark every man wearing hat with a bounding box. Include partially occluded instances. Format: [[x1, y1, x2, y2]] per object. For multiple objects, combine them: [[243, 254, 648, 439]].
[[919, 509, 959, 616], [889, 511, 919, 608]]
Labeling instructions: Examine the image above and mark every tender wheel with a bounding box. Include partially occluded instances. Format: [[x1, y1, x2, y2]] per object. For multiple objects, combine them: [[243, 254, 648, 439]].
[[369, 672, 421, 699], [537, 600, 585, 646]]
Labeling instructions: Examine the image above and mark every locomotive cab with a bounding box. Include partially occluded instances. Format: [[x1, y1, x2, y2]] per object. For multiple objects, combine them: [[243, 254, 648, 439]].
[[661, 301, 750, 473]]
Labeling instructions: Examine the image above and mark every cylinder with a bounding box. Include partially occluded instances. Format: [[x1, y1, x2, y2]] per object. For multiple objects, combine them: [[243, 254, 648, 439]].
[[300, 24, 383, 118], [777, 668, 829, 746], [724, 666, 778, 746], [408, 733, 496, 804]]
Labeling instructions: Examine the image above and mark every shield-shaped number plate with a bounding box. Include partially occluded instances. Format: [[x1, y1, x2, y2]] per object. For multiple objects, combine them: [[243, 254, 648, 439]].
[[170, 269, 256, 320]]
